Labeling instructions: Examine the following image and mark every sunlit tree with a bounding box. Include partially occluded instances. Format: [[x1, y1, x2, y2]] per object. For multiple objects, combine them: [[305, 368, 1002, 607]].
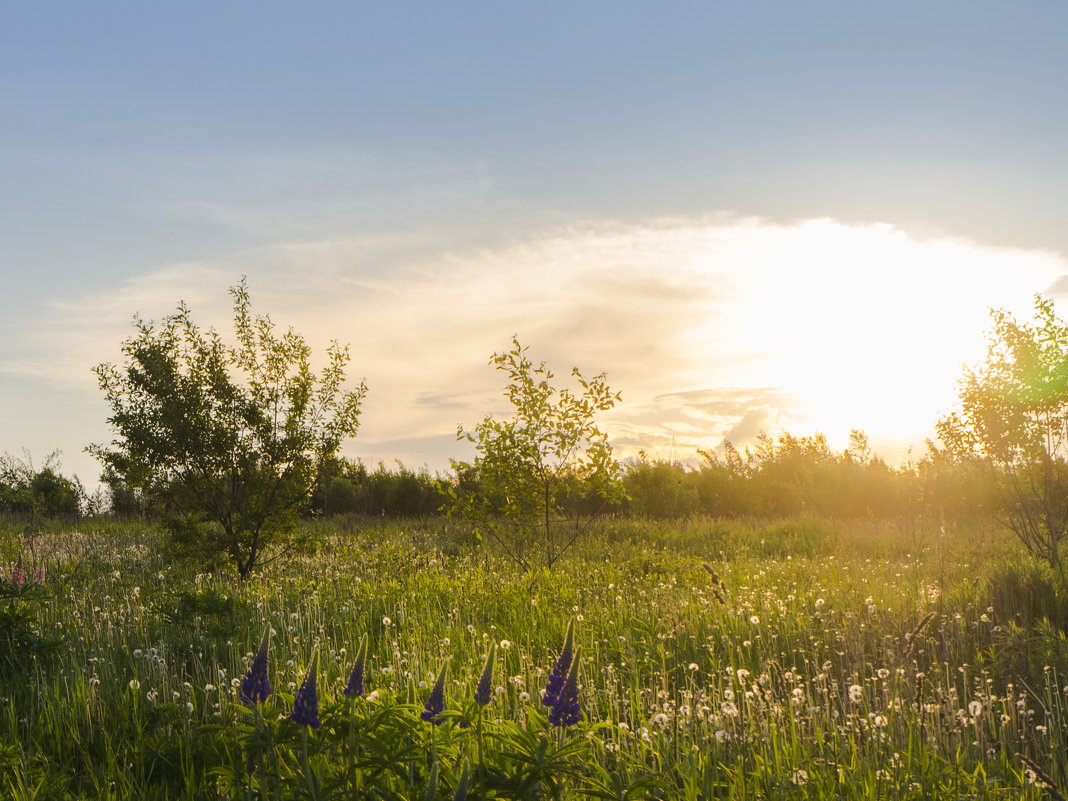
[[448, 337, 624, 571], [937, 296, 1068, 573], [90, 279, 366, 577]]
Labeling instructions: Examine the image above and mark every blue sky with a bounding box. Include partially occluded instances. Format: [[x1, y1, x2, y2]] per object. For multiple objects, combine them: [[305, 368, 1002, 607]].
[[3, 2, 1068, 486]]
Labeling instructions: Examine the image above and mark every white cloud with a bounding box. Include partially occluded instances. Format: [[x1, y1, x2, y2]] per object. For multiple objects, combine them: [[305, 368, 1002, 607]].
[[3, 215, 1064, 480]]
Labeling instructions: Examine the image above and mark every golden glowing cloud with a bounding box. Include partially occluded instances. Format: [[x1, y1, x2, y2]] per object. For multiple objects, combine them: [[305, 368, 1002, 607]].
[[11, 216, 1065, 477]]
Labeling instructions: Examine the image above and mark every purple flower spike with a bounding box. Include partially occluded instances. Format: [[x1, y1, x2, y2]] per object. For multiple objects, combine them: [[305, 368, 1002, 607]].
[[290, 648, 321, 728], [10, 557, 24, 587], [342, 634, 367, 698], [421, 658, 449, 725], [548, 646, 582, 727], [474, 641, 496, 707], [542, 618, 575, 708], [240, 626, 272, 704]]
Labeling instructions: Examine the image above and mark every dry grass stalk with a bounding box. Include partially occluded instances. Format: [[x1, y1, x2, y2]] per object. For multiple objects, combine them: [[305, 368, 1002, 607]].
[[904, 611, 936, 658], [701, 561, 728, 605], [1016, 753, 1066, 801]]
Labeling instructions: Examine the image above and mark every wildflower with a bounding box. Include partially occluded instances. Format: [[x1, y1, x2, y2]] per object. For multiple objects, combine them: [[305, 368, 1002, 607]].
[[421, 658, 449, 724], [849, 684, 863, 703], [34, 567, 45, 585], [290, 648, 321, 728], [474, 641, 496, 707], [969, 700, 983, 717], [10, 557, 24, 587], [240, 626, 272, 704], [129, 679, 140, 691], [542, 618, 575, 709], [548, 647, 582, 727], [342, 634, 368, 698], [652, 712, 669, 726]]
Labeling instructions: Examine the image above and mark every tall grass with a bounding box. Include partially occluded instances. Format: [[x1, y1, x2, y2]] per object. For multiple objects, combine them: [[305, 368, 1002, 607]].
[[0, 515, 1063, 799]]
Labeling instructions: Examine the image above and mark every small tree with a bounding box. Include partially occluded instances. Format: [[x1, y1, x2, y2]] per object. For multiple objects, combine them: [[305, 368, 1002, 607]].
[[937, 296, 1068, 574], [90, 279, 366, 577], [449, 337, 624, 570]]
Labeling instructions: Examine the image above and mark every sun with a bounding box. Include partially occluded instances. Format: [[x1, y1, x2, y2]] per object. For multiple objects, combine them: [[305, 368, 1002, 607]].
[[679, 218, 1062, 459]]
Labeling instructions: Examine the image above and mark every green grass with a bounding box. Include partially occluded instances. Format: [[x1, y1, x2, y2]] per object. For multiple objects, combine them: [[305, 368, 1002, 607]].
[[0, 515, 1064, 799]]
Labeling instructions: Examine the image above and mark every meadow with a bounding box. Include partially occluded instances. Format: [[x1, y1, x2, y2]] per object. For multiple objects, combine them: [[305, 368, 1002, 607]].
[[0, 515, 1065, 800]]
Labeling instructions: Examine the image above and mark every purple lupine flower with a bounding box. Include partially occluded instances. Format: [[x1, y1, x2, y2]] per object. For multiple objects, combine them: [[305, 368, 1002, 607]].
[[547, 646, 582, 727], [420, 658, 449, 725], [240, 626, 272, 703], [290, 648, 321, 728], [474, 641, 496, 707], [34, 566, 45, 586], [10, 557, 24, 587], [542, 617, 575, 708], [342, 634, 367, 699]]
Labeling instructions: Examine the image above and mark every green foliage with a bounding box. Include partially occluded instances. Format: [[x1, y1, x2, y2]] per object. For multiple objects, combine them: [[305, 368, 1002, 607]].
[[623, 430, 923, 520], [90, 278, 366, 577], [0, 580, 59, 677], [938, 296, 1068, 572], [0, 451, 84, 519], [311, 457, 446, 517], [449, 337, 624, 570]]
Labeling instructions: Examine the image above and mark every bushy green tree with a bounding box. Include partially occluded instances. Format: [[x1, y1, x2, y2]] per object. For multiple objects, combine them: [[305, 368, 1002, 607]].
[[0, 451, 84, 518], [937, 296, 1068, 573], [449, 337, 624, 570], [90, 279, 366, 577]]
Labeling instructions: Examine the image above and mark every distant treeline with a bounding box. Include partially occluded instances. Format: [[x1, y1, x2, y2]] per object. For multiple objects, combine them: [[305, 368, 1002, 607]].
[[620, 431, 990, 520], [0, 451, 87, 519], [7, 429, 992, 522], [308, 430, 992, 520]]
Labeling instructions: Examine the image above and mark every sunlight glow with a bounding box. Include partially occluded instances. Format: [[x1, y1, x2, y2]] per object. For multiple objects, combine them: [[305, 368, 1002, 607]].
[[17, 216, 1067, 478]]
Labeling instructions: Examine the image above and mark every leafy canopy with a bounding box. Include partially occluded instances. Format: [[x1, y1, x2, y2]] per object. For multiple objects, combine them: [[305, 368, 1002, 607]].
[[90, 279, 366, 577], [937, 296, 1068, 572], [449, 337, 624, 570]]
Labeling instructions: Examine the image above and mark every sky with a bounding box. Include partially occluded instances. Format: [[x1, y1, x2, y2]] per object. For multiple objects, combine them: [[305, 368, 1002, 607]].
[[3, 2, 1068, 488]]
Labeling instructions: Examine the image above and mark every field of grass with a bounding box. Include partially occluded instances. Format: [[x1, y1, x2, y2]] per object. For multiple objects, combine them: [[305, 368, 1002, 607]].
[[0, 515, 1065, 799]]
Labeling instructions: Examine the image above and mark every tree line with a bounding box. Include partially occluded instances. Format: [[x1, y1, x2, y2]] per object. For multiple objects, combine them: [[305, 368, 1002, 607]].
[[21, 431, 989, 524], [3, 281, 1063, 577]]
